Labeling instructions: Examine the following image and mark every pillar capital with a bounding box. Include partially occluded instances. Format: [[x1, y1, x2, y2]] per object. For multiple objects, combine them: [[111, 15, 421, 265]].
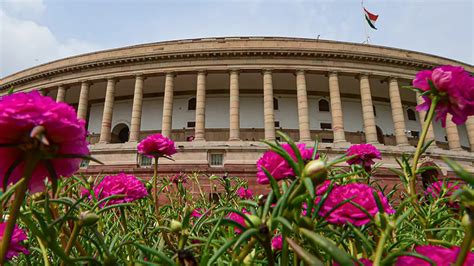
[[105, 76, 118, 82], [328, 71, 339, 77], [197, 70, 207, 76], [229, 69, 240, 74], [134, 73, 146, 80], [165, 72, 176, 78], [295, 69, 306, 75], [80, 80, 92, 86], [262, 69, 273, 75], [357, 73, 370, 80]]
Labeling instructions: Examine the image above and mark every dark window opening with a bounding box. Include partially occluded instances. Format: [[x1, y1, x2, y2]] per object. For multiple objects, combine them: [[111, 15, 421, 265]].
[[321, 138, 333, 143], [319, 99, 330, 112], [407, 109, 417, 121], [188, 98, 196, 110], [373, 105, 377, 116], [111, 123, 129, 143], [187, 121, 196, 128], [273, 97, 279, 110], [118, 127, 129, 143], [320, 123, 332, 130], [274, 121, 280, 127], [411, 131, 420, 138]]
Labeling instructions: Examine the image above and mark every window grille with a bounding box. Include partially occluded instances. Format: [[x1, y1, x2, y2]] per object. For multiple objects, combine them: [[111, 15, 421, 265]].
[[187, 121, 196, 128], [80, 160, 89, 169], [320, 123, 332, 130], [274, 121, 280, 127], [209, 153, 224, 167], [139, 154, 153, 167]]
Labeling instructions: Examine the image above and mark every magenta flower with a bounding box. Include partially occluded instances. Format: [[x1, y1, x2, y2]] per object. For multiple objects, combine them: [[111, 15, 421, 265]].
[[91, 173, 148, 206], [191, 208, 206, 218], [319, 183, 395, 226], [0, 91, 89, 193], [227, 208, 249, 234], [346, 144, 381, 171], [271, 235, 283, 250], [257, 143, 315, 184], [396, 245, 474, 266], [425, 180, 460, 208], [236, 187, 253, 199], [413, 65, 474, 127], [137, 133, 177, 158], [0, 223, 29, 260], [335, 258, 373, 266]]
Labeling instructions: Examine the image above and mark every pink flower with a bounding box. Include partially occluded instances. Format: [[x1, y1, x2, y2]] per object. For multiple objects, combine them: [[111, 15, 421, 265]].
[[257, 143, 315, 184], [236, 187, 253, 199], [346, 144, 381, 171], [271, 235, 283, 250], [91, 173, 148, 206], [0, 223, 29, 260], [413, 65, 474, 127], [0, 91, 89, 193], [191, 208, 206, 218], [396, 245, 474, 266], [319, 183, 395, 226], [425, 180, 460, 208], [137, 133, 177, 158], [227, 208, 249, 234]]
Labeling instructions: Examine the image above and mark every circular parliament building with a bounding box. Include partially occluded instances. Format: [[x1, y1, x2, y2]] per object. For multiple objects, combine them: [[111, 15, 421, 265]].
[[1, 37, 473, 190]]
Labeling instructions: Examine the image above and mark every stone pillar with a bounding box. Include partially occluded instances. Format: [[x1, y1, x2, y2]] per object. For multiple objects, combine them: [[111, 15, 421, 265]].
[[388, 77, 409, 146], [161, 73, 175, 138], [465, 117, 474, 152], [328, 72, 347, 144], [99, 78, 117, 143], [359, 74, 378, 144], [229, 70, 240, 141], [416, 92, 436, 143], [129, 75, 145, 142], [194, 71, 206, 141], [296, 70, 311, 141], [445, 114, 462, 151], [77, 81, 90, 120], [56, 85, 67, 102], [263, 70, 275, 140]]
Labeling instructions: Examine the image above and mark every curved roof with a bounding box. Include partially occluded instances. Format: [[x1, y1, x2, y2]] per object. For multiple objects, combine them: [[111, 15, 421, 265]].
[[1, 37, 472, 90]]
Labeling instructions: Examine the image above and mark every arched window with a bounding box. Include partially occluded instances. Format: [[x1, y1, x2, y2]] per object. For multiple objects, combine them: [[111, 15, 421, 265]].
[[273, 97, 279, 110], [318, 99, 330, 112], [188, 97, 196, 110], [111, 123, 129, 143], [407, 109, 417, 121]]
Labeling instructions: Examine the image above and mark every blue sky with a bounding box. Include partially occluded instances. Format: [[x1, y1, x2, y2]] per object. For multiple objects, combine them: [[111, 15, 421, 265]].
[[1, 0, 472, 78]]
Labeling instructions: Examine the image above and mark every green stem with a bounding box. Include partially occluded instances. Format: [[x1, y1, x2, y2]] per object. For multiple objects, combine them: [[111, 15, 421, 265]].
[[454, 213, 474, 266], [373, 229, 391, 266], [0, 154, 40, 265], [262, 238, 275, 266], [64, 222, 81, 255], [236, 238, 256, 262], [409, 97, 439, 200], [37, 237, 51, 266], [153, 157, 159, 213]]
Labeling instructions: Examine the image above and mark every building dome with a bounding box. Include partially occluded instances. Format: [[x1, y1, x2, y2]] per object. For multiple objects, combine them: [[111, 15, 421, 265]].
[[1, 37, 473, 186]]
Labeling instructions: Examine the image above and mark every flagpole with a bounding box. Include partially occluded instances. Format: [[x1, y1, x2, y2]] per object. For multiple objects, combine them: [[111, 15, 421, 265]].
[[361, 0, 370, 44]]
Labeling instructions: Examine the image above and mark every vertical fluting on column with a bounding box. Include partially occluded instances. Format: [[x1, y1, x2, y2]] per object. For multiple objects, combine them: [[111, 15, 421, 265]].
[[161, 73, 175, 138], [194, 71, 207, 141], [328, 72, 347, 144], [56, 85, 67, 102], [99, 78, 117, 143], [388, 77, 409, 146], [296, 70, 311, 141], [77, 81, 90, 120], [416, 92, 436, 143], [263, 70, 275, 140], [129, 75, 145, 142], [359, 74, 378, 144], [229, 70, 240, 141], [445, 114, 462, 151], [465, 117, 474, 152]]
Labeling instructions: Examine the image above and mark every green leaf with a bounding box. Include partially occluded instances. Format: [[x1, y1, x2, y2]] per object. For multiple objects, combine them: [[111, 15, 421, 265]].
[[300, 228, 353, 266], [272, 217, 293, 232], [346, 223, 374, 253], [97, 203, 134, 214], [207, 237, 238, 265], [303, 178, 316, 199], [134, 243, 176, 265], [381, 251, 435, 266], [442, 157, 474, 186], [286, 238, 324, 266], [261, 166, 282, 199], [232, 228, 259, 250]]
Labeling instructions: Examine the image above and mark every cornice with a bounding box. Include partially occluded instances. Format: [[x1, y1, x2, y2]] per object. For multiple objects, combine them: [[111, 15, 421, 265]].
[[1, 43, 469, 90]]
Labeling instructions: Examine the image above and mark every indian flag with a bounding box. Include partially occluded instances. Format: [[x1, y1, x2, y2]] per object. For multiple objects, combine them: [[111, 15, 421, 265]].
[[364, 8, 379, 30]]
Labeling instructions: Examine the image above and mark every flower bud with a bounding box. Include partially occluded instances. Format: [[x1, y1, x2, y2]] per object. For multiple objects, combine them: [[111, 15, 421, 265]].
[[87, 176, 95, 184], [78, 211, 100, 227], [245, 214, 261, 227], [302, 159, 327, 184], [170, 220, 183, 232]]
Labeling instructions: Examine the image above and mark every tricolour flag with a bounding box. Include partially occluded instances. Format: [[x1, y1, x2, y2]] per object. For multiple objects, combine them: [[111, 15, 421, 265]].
[[364, 7, 379, 30]]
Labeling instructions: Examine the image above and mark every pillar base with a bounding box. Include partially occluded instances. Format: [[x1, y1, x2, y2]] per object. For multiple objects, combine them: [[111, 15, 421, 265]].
[[332, 141, 351, 149], [228, 138, 241, 141]]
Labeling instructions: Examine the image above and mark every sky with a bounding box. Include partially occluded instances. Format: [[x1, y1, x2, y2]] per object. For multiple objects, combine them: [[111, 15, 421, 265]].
[[0, 0, 473, 78]]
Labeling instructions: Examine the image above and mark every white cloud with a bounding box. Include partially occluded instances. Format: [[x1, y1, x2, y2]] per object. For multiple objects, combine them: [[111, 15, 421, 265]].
[[0, 8, 101, 77]]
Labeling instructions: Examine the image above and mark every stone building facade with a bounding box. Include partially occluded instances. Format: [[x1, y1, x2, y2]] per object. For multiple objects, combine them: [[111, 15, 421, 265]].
[[1, 37, 473, 190]]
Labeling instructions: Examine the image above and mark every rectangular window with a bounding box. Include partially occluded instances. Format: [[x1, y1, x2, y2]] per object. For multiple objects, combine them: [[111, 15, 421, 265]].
[[209, 153, 224, 167], [321, 138, 333, 143], [411, 131, 420, 138], [320, 123, 332, 130], [187, 121, 196, 128], [274, 121, 280, 128], [139, 154, 152, 167]]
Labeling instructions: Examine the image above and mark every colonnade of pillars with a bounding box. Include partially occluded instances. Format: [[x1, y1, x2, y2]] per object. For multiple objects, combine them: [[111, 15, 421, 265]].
[[49, 70, 474, 152]]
